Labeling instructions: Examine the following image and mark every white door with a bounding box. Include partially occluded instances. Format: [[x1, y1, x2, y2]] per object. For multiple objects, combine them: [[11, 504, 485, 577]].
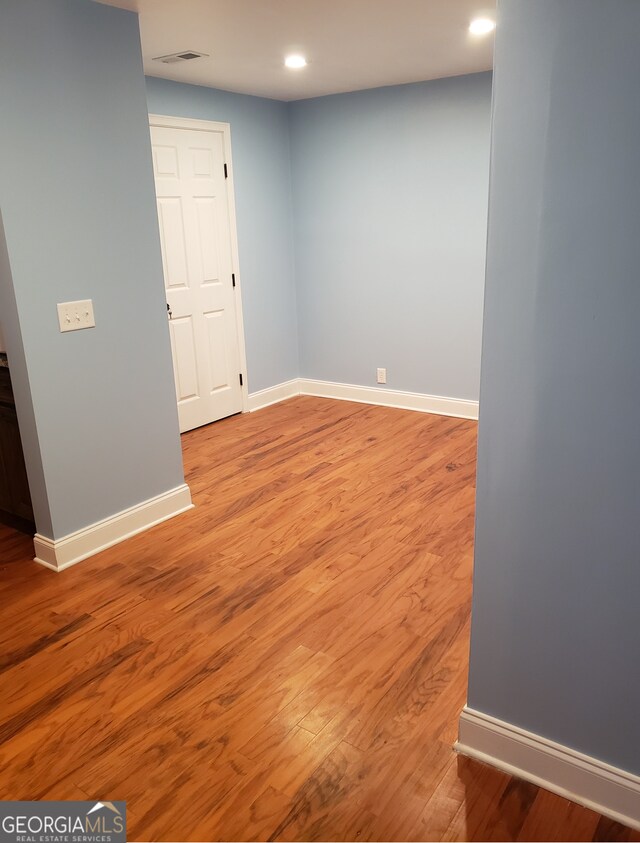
[[150, 119, 245, 433]]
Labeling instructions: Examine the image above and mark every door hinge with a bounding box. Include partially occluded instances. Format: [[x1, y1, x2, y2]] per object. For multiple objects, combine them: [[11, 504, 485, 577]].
[[224, 163, 228, 179], [232, 273, 236, 288], [239, 373, 243, 387]]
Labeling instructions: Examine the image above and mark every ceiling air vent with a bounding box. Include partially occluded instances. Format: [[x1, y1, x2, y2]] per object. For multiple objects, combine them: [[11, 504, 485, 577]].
[[153, 51, 208, 64]]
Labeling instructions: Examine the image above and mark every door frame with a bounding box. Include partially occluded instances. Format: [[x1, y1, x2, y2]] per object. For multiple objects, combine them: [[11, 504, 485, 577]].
[[149, 113, 249, 414]]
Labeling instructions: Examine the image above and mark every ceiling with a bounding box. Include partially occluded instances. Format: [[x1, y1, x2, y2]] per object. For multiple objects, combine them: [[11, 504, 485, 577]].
[[98, 0, 495, 101]]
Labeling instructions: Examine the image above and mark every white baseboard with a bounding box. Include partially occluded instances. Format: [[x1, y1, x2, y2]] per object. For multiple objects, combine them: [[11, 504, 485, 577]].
[[456, 706, 640, 831], [33, 483, 194, 572], [298, 378, 479, 420], [248, 378, 478, 420], [247, 378, 300, 412]]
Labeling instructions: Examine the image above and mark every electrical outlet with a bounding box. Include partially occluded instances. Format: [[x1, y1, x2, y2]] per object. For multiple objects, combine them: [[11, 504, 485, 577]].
[[57, 300, 96, 333], [377, 367, 387, 384]]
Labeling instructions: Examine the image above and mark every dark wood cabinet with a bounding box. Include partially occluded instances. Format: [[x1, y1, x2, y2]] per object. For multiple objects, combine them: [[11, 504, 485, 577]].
[[0, 367, 34, 533]]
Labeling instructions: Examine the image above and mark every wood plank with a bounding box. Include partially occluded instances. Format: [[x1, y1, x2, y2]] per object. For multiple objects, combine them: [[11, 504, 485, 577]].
[[0, 396, 631, 842]]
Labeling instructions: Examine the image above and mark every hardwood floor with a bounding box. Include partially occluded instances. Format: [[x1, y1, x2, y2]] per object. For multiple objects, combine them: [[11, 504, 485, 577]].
[[0, 396, 637, 842]]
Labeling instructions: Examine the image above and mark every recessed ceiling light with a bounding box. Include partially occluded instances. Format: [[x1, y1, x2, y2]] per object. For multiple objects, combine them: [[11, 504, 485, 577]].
[[285, 54, 307, 69], [469, 18, 496, 35]]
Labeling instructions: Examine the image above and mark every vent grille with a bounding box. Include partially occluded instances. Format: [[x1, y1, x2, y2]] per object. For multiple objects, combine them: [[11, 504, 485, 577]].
[[153, 51, 208, 64]]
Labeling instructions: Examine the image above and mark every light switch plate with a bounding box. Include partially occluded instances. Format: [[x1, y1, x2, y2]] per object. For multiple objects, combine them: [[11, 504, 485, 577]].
[[57, 300, 95, 333]]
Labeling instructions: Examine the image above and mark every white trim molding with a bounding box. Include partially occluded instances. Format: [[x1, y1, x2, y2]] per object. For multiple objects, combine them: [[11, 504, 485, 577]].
[[247, 378, 479, 419], [34, 484, 193, 572], [456, 707, 640, 831], [247, 379, 300, 412], [298, 378, 479, 420]]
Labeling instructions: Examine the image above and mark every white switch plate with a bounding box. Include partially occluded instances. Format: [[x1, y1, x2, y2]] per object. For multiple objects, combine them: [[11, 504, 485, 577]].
[[377, 367, 387, 384], [57, 300, 95, 333]]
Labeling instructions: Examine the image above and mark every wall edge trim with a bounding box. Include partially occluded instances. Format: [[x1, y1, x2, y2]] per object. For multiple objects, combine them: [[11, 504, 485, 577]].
[[247, 379, 301, 412], [299, 378, 479, 419], [247, 378, 479, 419], [456, 706, 640, 831], [33, 484, 193, 572]]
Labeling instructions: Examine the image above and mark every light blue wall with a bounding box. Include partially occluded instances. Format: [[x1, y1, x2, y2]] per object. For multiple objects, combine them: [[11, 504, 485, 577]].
[[0, 0, 185, 539], [468, 0, 640, 774], [289, 73, 492, 399], [144, 74, 491, 401], [145, 78, 299, 394], [0, 4, 491, 544]]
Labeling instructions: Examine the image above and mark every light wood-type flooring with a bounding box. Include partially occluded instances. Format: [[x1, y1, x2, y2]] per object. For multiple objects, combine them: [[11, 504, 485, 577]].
[[1, 396, 638, 842]]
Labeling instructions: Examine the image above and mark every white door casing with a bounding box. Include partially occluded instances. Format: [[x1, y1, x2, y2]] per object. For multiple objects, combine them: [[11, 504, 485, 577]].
[[149, 116, 248, 432]]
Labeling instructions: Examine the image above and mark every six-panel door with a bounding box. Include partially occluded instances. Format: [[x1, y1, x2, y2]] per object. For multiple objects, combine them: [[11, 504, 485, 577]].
[[151, 124, 243, 433]]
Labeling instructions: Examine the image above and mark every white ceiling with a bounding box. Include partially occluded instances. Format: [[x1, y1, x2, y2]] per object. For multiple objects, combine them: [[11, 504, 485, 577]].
[[98, 0, 495, 102]]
